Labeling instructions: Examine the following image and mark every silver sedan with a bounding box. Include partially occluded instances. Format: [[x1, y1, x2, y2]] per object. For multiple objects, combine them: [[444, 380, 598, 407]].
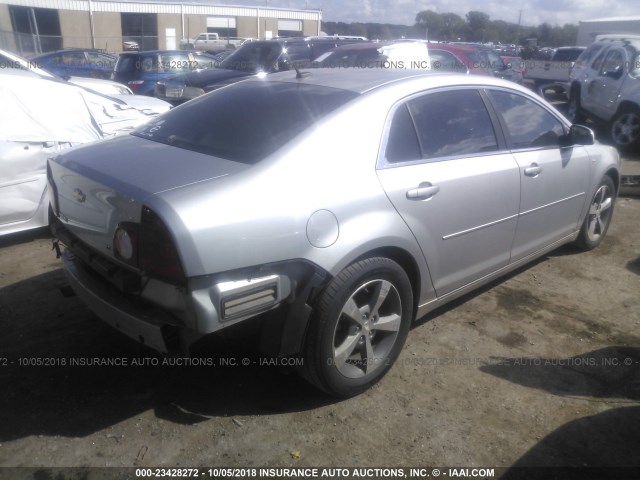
[[48, 69, 620, 397]]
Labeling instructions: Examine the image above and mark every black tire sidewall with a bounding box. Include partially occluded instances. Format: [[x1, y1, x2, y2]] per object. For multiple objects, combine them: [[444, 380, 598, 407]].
[[306, 257, 413, 398], [610, 107, 640, 152], [576, 176, 616, 250]]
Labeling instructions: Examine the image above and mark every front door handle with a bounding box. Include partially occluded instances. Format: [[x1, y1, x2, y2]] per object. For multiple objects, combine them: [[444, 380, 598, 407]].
[[406, 182, 440, 200], [524, 164, 543, 177]]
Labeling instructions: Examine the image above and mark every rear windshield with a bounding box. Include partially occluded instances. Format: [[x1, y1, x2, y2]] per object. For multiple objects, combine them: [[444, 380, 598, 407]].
[[116, 53, 193, 73], [133, 80, 359, 164], [553, 48, 585, 62]]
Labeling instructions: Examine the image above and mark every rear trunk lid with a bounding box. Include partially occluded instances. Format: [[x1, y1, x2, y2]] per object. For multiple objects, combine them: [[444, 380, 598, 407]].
[[48, 134, 249, 259]]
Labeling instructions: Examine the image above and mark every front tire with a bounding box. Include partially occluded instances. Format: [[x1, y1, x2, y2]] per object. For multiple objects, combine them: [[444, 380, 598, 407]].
[[609, 106, 640, 152], [303, 257, 413, 398], [575, 176, 616, 250]]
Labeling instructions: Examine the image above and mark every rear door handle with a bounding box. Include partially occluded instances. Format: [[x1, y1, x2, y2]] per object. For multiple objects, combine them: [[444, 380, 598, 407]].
[[406, 182, 440, 200], [524, 164, 543, 177]]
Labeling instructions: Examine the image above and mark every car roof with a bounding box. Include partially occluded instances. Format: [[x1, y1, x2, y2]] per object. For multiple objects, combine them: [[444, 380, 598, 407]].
[[119, 50, 189, 55], [254, 68, 522, 95], [32, 49, 115, 59], [593, 34, 640, 48]]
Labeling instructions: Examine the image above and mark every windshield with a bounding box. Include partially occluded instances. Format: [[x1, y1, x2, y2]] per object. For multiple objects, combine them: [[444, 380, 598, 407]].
[[218, 43, 283, 72], [133, 80, 359, 164]]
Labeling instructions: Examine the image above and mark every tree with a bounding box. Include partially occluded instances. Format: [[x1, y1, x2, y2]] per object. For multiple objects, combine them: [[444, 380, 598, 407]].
[[415, 10, 443, 40], [440, 13, 466, 41], [466, 11, 490, 42]]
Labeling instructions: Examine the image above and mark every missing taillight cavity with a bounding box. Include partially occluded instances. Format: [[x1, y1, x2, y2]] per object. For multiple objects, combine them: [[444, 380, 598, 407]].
[[139, 206, 185, 285]]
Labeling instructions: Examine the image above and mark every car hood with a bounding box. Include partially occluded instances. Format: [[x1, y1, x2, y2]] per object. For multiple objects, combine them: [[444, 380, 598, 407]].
[[52, 133, 250, 201], [176, 68, 254, 89]]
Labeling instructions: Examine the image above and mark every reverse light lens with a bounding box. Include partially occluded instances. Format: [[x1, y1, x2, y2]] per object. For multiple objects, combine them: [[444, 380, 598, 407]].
[[113, 223, 139, 265], [114, 228, 134, 260]]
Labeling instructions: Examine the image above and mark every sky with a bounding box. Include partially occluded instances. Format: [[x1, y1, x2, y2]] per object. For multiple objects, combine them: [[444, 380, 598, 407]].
[[224, 0, 637, 27]]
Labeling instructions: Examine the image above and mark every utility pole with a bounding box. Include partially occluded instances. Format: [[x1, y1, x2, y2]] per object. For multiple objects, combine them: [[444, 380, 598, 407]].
[[516, 9, 522, 49]]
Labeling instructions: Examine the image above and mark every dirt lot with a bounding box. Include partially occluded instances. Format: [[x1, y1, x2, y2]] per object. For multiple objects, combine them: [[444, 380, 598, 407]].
[[1, 178, 639, 478]]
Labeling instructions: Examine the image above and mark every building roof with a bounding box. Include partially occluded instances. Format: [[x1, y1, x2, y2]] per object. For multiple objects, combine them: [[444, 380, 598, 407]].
[[580, 17, 640, 24], [4, 0, 321, 20]]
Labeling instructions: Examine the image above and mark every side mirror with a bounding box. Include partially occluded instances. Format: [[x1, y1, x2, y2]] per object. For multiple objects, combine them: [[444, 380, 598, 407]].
[[560, 124, 595, 147]]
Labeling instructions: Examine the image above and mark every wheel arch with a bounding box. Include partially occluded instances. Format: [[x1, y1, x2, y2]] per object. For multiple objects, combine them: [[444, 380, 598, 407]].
[[351, 246, 422, 321], [615, 100, 640, 115], [605, 167, 620, 194]]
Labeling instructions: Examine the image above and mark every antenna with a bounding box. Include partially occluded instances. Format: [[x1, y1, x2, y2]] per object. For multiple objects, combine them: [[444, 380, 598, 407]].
[[292, 62, 311, 79]]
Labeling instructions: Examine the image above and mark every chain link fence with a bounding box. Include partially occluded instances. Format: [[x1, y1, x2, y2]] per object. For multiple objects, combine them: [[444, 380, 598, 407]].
[[0, 30, 164, 56]]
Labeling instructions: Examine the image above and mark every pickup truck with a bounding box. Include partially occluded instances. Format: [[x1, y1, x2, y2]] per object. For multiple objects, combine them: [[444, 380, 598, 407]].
[[524, 46, 586, 94], [193, 33, 244, 52]]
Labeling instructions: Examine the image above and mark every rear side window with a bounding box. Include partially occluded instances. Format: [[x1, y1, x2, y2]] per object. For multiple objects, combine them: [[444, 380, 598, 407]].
[[133, 81, 359, 164], [488, 90, 564, 149], [159, 53, 192, 73], [115, 55, 136, 73], [385, 104, 421, 163]]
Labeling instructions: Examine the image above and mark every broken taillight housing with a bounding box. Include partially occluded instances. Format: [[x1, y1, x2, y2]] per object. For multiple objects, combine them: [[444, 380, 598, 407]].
[[113, 206, 185, 285]]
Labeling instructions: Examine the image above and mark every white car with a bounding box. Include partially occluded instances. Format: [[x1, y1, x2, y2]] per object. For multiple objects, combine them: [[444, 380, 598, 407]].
[[0, 48, 171, 115], [0, 69, 169, 236], [568, 35, 640, 151]]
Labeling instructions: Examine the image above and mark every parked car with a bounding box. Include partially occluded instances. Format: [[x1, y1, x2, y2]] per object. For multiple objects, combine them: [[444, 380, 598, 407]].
[[112, 50, 217, 96], [122, 39, 140, 51], [312, 41, 467, 73], [154, 37, 365, 104], [524, 46, 586, 94], [30, 49, 116, 79], [48, 69, 620, 397], [0, 48, 171, 114], [0, 69, 168, 236], [435, 43, 522, 83], [568, 35, 640, 151], [193, 33, 244, 52]]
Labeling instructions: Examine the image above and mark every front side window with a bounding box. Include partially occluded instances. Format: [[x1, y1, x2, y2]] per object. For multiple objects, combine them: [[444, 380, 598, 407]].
[[590, 47, 609, 73], [574, 44, 603, 68], [407, 90, 498, 160], [488, 90, 564, 149], [598, 49, 625, 77]]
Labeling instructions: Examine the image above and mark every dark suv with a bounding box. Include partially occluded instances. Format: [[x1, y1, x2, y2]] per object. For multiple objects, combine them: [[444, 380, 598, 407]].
[[30, 49, 116, 79], [112, 50, 218, 96], [155, 37, 366, 104]]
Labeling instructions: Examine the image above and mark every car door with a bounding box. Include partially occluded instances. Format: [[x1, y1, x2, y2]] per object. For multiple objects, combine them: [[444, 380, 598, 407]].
[[376, 88, 520, 297], [587, 47, 628, 120], [580, 46, 610, 115], [485, 89, 590, 261]]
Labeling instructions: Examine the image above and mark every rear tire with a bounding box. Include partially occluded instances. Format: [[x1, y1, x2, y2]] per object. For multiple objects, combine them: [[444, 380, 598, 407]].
[[575, 176, 616, 250], [303, 257, 413, 398]]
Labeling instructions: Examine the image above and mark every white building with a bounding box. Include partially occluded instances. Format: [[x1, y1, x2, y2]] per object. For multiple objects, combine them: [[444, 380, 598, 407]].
[[0, 0, 322, 55], [577, 17, 640, 45]]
